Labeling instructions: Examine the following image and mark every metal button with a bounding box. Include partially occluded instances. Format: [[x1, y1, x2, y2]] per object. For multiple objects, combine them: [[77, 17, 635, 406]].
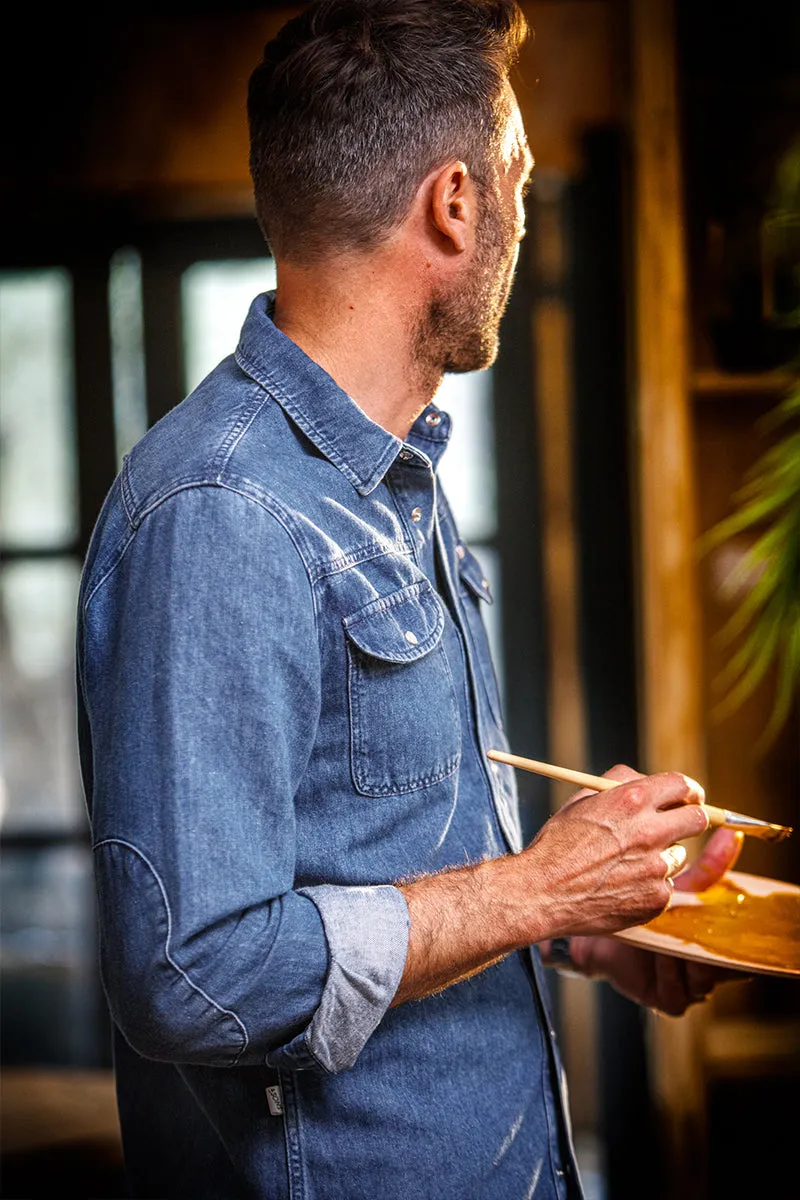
[[398, 449, 412, 461], [481, 578, 490, 590], [425, 411, 442, 427], [411, 506, 423, 523], [404, 630, 418, 645], [455, 544, 466, 559]]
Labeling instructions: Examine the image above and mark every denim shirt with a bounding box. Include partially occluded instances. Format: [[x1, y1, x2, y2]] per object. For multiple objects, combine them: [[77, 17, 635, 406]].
[[76, 292, 584, 1199]]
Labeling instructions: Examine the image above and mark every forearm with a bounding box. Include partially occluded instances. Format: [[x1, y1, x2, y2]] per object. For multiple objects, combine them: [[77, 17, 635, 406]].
[[391, 767, 716, 1008], [391, 853, 544, 1006]]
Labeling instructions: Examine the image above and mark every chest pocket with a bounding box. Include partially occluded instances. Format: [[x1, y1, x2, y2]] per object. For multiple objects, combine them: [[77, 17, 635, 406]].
[[457, 547, 504, 727], [344, 580, 461, 798]]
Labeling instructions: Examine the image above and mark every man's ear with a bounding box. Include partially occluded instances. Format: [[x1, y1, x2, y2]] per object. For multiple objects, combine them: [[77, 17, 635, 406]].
[[429, 160, 475, 253]]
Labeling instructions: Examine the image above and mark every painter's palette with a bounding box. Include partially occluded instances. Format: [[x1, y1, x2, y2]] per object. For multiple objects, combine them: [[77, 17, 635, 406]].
[[613, 870, 800, 978]]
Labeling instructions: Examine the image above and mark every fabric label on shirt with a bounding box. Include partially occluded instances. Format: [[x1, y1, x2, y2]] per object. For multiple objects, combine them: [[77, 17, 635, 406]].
[[265, 1084, 284, 1116]]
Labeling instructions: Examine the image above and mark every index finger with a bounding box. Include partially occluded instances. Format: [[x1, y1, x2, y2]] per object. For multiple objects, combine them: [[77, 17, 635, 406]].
[[566, 762, 644, 805], [609, 770, 710, 842], [658, 796, 710, 844]]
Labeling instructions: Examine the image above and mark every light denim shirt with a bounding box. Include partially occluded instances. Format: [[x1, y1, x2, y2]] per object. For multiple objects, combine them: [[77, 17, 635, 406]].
[[77, 292, 583, 1199]]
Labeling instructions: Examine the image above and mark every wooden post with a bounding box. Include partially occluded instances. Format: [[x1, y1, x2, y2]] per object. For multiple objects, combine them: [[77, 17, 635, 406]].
[[628, 0, 709, 1196]]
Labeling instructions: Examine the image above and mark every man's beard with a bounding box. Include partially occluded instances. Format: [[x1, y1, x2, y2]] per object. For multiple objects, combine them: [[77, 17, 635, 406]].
[[415, 190, 518, 377]]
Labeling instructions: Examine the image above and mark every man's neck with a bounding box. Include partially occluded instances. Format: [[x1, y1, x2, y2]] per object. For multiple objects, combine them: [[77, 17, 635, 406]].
[[271, 254, 442, 441]]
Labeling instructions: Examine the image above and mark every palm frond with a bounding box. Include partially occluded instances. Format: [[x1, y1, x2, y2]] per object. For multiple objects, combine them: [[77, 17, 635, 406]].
[[699, 376, 800, 750]]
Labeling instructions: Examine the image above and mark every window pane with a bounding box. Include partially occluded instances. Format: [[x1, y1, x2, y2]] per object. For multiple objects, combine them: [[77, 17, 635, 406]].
[[0, 559, 83, 832], [109, 247, 147, 467], [436, 370, 498, 543], [1, 845, 99, 1066], [182, 259, 277, 393], [0, 270, 78, 548]]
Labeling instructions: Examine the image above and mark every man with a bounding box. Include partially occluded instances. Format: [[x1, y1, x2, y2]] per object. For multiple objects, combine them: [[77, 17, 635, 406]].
[[76, 2, 743, 1196]]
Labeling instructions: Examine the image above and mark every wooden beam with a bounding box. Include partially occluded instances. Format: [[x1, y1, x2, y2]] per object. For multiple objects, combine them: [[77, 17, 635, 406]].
[[629, 0, 705, 786], [628, 1, 709, 1197]]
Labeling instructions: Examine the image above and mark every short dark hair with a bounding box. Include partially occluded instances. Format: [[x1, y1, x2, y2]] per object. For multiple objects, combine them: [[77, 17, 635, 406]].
[[247, 0, 528, 262]]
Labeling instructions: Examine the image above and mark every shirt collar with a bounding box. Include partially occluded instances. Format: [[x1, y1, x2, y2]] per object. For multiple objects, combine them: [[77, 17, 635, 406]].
[[235, 292, 451, 494]]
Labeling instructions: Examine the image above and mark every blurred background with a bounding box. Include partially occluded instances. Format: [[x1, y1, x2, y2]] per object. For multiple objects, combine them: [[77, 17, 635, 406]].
[[1, 1, 798, 1197]]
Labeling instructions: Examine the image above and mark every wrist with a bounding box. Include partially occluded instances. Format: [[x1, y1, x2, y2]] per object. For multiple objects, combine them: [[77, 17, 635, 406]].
[[486, 851, 555, 949]]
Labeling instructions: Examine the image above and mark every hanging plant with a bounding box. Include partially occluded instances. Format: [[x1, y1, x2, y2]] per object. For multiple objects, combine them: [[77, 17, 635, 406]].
[[699, 384, 800, 752], [699, 136, 800, 754]]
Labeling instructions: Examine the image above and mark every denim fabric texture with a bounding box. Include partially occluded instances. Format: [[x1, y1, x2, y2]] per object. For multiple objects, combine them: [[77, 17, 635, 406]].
[[77, 292, 584, 1198]]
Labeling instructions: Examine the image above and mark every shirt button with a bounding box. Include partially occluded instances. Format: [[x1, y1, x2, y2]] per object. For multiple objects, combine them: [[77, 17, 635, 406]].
[[411, 506, 423, 523], [455, 544, 466, 559], [481, 577, 490, 590], [425, 411, 442, 427], [398, 449, 412, 461], [404, 630, 419, 645]]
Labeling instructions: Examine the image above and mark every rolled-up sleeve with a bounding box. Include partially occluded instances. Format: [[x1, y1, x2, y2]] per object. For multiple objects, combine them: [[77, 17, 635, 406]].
[[272, 883, 409, 1073], [79, 481, 409, 1073]]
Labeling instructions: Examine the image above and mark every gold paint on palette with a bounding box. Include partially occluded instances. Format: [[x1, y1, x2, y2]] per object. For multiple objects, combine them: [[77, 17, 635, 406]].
[[646, 879, 800, 972]]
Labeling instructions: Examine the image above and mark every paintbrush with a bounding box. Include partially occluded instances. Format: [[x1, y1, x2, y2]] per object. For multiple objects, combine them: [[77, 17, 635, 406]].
[[486, 750, 793, 843]]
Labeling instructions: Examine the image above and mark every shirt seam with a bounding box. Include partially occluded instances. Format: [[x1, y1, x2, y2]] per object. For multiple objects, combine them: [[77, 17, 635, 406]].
[[81, 482, 321, 640], [94, 837, 250, 1066], [211, 386, 276, 482], [216, 471, 414, 585]]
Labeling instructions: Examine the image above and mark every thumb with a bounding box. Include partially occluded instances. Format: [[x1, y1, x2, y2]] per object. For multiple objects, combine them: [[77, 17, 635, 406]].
[[674, 829, 744, 893]]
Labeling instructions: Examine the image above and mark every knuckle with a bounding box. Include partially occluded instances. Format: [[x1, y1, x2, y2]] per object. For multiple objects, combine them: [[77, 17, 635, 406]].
[[622, 784, 645, 813], [604, 764, 641, 787], [678, 772, 706, 805], [665, 770, 691, 796]]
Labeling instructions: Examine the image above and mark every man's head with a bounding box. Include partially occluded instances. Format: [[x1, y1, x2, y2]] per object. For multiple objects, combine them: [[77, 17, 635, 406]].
[[247, 0, 529, 265], [418, 84, 532, 373]]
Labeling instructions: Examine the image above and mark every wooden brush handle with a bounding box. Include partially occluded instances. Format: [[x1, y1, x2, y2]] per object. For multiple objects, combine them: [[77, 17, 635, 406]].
[[486, 750, 791, 842]]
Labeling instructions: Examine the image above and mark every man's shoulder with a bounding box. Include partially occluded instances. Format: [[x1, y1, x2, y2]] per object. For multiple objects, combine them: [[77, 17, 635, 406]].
[[122, 356, 269, 513], [79, 359, 318, 608], [122, 351, 334, 521]]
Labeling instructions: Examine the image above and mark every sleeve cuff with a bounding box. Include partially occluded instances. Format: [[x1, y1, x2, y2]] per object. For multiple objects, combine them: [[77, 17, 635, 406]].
[[266, 883, 410, 1075]]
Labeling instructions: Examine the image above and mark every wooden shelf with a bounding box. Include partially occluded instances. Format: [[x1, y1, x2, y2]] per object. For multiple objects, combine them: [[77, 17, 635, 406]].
[[692, 370, 797, 398]]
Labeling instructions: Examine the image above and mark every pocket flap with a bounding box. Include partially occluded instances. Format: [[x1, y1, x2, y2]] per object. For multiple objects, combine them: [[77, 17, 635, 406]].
[[458, 547, 494, 604], [343, 581, 445, 663]]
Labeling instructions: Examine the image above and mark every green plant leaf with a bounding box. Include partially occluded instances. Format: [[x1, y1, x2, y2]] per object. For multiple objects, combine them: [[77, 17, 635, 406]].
[[754, 607, 800, 754], [699, 374, 800, 749], [711, 612, 782, 721], [715, 556, 782, 645]]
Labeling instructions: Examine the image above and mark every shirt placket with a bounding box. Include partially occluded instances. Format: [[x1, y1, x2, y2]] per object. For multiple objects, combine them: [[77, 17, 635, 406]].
[[434, 492, 583, 1193], [433, 512, 524, 855], [388, 449, 437, 570]]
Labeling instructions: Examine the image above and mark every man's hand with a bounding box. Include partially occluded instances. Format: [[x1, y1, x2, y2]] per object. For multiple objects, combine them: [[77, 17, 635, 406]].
[[392, 762, 716, 1007], [513, 763, 710, 939], [543, 827, 747, 1016]]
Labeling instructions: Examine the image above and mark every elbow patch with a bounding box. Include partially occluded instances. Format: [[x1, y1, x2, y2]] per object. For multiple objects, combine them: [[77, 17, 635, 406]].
[[93, 839, 248, 1066]]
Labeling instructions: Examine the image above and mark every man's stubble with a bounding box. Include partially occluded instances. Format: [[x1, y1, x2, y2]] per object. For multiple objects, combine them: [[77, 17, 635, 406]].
[[415, 184, 518, 378]]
